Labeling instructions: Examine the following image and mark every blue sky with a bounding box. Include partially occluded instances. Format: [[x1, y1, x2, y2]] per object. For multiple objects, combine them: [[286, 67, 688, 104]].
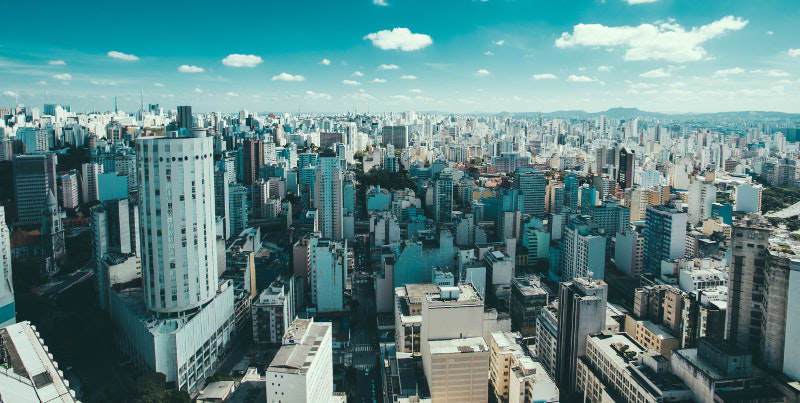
[[1, 0, 799, 114]]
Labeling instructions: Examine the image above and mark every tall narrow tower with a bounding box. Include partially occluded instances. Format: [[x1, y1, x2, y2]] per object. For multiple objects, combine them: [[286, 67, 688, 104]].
[[136, 132, 217, 313], [41, 189, 66, 272], [314, 149, 343, 240]]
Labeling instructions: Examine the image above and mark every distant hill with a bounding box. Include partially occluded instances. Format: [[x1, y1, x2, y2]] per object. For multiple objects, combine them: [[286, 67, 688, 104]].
[[504, 108, 800, 121]]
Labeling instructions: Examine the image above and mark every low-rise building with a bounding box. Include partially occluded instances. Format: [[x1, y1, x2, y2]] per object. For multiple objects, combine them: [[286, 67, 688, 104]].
[[266, 318, 334, 403]]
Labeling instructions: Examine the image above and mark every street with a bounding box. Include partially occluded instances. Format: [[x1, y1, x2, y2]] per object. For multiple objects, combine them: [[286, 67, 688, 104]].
[[349, 239, 383, 403]]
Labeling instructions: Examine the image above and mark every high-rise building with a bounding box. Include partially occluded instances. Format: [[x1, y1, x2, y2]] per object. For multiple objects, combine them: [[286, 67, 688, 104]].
[[314, 150, 343, 240], [41, 189, 66, 272], [252, 279, 294, 346], [12, 152, 57, 226], [643, 205, 687, 276], [266, 318, 334, 403], [91, 199, 139, 310], [734, 183, 763, 214], [382, 125, 409, 150], [136, 134, 218, 313], [243, 138, 264, 185], [433, 170, 454, 222], [0, 206, 14, 327], [555, 278, 607, 397], [514, 168, 546, 216], [229, 183, 248, 238], [617, 147, 634, 189], [214, 154, 234, 239], [252, 179, 270, 220], [177, 105, 192, 131], [81, 162, 103, 204], [510, 277, 548, 336], [308, 236, 346, 312], [562, 217, 606, 281], [59, 172, 79, 209], [687, 179, 716, 225]]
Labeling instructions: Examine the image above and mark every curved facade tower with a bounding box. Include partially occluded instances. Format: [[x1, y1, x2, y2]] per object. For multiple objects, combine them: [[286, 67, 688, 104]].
[[136, 134, 217, 314]]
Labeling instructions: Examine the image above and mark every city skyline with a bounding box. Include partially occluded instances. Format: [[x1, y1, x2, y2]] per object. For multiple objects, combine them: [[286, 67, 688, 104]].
[[2, 0, 799, 114]]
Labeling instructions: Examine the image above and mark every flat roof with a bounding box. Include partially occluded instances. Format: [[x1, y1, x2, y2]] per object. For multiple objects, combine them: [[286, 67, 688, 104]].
[[268, 321, 330, 375], [429, 337, 488, 355]]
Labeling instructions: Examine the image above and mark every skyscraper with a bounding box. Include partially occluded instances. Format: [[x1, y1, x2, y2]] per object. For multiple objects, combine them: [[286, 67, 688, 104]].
[[555, 278, 607, 397], [12, 152, 57, 226], [643, 205, 687, 276], [687, 179, 716, 225], [617, 147, 634, 189], [41, 189, 66, 272], [81, 162, 103, 204], [314, 150, 343, 240], [177, 105, 192, 131], [433, 170, 454, 222], [514, 168, 546, 216], [0, 206, 14, 327], [243, 138, 264, 185], [564, 173, 579, 211], [136, 134, 218, 313]]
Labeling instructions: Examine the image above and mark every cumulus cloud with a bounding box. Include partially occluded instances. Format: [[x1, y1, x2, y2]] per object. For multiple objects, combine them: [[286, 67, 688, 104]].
[[484, 51, 494, 55], [788, 49, 800, 57], [194, 88, 203, 94], [51, 73, 72, 80], [272, 73, 306, 81], [713, 67, 745, 77], [108, 51, 139, 61], [178, 65, 204, 73], [751, 69, 791, 77], [3, 91, 17, 97], [639, 68, 671, 78], [353, 71, 364, 77], [320, 58, 331, 65], [409, 89, 423, 93], [373, 0, 388, 5], [48, 60, 65, 66], [91, 80, 118, 86], [555, 16, 748, 62], [598, 65, 613, 72], [493, 40, 505, 46], [364, 27, 433, 51], [226, 92, 239, 97], [305, 91, 331, 101], [532, 73, 558, 80], [379, 64, 399, 70], [400, 75, 417, 80], [766, 31, 774, 35], [474, 69, 491, 76], [371, 78, 387, 83], [343, 80, 361, 85], [154, 83, 165, 87], [567, 75, 597, 82], [222, 54, 263, 67], [35, 81, 47, 85]]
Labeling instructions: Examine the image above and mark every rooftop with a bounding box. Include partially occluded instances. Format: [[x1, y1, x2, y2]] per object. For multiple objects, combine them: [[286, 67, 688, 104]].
[[268, 320, 331, 375], [429, 337, 488, 355]]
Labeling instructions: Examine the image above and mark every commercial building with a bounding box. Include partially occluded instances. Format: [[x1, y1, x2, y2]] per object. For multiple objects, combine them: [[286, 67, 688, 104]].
[[12, 152, 57, 226], [243, 138, 264, 185], [314, 150, 343, 240], [510, 277, 548, 336], [266, 318, 334, 403], [81, 162, 103, 204], [514, 168, 546, 217], [394, 283, 440, 356], [253, 279, 295, 346], [308, 236, 347, 312], [489, 331, 558, 403], [643, 205, 687, 276]]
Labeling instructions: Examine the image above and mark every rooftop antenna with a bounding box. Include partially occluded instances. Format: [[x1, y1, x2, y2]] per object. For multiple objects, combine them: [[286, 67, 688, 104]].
[[114, 95, 118, 114], [15, 90, 19, 108], [140, 89, 144, 113]]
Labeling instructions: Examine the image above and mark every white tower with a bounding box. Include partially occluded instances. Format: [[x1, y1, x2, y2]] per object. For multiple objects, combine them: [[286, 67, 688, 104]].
[[136, 134, 218, 313]]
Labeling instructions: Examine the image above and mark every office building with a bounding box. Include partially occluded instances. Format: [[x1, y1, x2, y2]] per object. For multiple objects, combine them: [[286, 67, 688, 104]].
[[177, 105, 192, 130], [510, 277, 548, 336], [687, 179, 716, 225], [12, 152, 57, 226], [514, 168, 546, 216], [81, 162, 103, 204], [266, 318, 334, 403], [617, 147, 634, 189], [562, 219, 606, 281], [91, 199, 139, 310], [59, 172, 79, 209], [433, 170, 454, 222], [382, 125, 409, 150], [536, 303, 558, 377], [252, 279, 295, 346], [243, 138, 264, 185], [0, 207, 14, 327], [735, 183, 763, 214], [308, 236, 346, 312], [489, 332, 558, 403], [643, 205, 687, 276], [314, 150, 343, 239], [564, 173, 579, 211], [0, 321, 79, 402], [229, 183, 248, 237], [555, 278, 607, 396], [40, 189, 66, 271], [483, 250, 515, 302]]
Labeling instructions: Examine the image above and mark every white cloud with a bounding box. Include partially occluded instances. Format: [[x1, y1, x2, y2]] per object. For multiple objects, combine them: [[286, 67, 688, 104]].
[[226, 92, 239, 97], [493, 40, 505, 46], [555, 15, 748, 62], [379, 64, 399, 70], [272, 73, 306, 81], [107, 51, 139, 61], [639, 68, 671, 78], [320, 58, 331, 65], [624, 0, 659, 4], [222, 54, 263, 67], [767, 31, 774, 35], [371, 78, 387, 83], [91, 80, 118, 86], [343, 80, 361, 85], [3, 91, 17, 97], [51, 73, 72, 80], [364, 27, 433, 51], [400, 75, 417, 80], [178, 65, 204, 73], [409, 89, 423, 93], [629, 82, 657, 89], [48, 60, 65, 66], [788, 49, 800, 57], [474, 69, 491, 76], [484, 51, 494, 55], [373, 0, 388, 5], [767, 70, 791, 77], [194, 88, 203, 94], [154, 83, 165, 87], [713, 67, 745, 77], [567, 75, 597, 82], [353, 71, 364, 77], [598, 65, 613, 72], [532, 73, 558, 80], [305, 91, 331, 101], [35, 81, 47, 85]]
